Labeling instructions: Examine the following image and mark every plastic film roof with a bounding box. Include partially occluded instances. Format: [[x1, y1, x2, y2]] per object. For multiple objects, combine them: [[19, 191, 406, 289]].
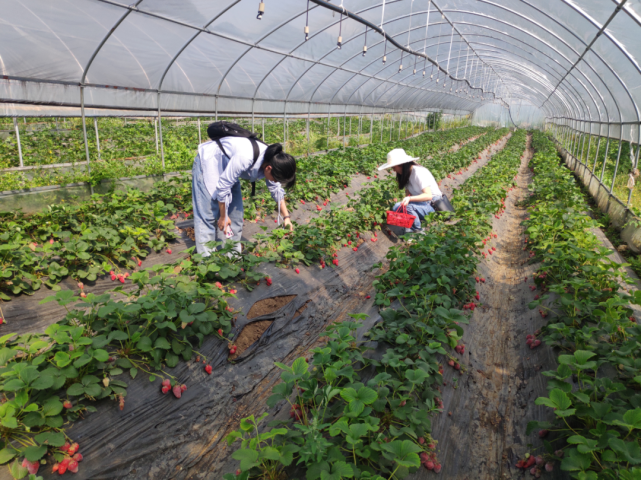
[[0, 0, 640, 137]]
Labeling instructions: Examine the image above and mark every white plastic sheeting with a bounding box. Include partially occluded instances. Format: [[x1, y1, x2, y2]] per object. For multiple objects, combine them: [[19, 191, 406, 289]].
[[0, 0, 639, 135], [472, 100, 545, 129]]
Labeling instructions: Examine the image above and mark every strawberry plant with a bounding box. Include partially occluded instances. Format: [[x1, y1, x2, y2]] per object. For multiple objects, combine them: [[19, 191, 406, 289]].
[[223, 130, 527, 479], [521, 131, 641, 479]]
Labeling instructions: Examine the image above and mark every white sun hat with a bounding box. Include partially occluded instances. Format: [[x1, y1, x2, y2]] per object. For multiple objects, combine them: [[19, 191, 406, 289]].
[[377, 148, 420, 171]]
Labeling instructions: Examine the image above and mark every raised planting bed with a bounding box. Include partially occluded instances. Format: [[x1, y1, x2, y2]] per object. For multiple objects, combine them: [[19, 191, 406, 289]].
[[518, 131, 641, 479], [0, 129, 511, 479]]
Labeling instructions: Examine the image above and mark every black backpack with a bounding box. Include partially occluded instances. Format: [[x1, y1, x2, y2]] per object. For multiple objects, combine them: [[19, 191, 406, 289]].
[[206, 121, 267, 196]]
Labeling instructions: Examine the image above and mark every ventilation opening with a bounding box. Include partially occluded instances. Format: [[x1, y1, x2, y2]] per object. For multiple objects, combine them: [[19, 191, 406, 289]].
[[246, 295, 296, 319]]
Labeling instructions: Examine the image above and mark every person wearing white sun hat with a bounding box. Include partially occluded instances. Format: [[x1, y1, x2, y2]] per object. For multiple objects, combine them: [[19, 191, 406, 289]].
[[378, 148, 443, 233]]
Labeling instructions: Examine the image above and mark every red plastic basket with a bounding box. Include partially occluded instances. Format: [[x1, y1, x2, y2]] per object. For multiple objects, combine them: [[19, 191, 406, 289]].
[[386, 205, 416, 228]]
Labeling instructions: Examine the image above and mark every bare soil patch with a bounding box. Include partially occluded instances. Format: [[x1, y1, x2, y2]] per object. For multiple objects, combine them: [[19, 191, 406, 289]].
[[246, 295, 297, 319]]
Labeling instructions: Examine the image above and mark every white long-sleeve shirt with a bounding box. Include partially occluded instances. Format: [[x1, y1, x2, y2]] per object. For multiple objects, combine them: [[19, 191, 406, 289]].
[[196, 137, 285, 210]]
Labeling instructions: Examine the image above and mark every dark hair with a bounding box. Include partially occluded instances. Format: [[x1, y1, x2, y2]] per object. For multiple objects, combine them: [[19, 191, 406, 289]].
[[263, 143, 296, 188], [396, 161, 419, 190]]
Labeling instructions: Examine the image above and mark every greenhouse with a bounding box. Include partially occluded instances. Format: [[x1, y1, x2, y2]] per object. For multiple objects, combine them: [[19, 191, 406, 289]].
[[0, 0, 640, 479]]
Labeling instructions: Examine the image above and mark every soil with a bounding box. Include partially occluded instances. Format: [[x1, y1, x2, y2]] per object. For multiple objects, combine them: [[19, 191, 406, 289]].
[[229, 320, 274, 360], [246, 295, 297, 319], [421, 134, 566, 479]]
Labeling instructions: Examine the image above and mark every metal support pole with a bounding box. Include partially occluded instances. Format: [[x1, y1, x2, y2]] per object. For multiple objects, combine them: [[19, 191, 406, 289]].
[[579, 123, 587, 163], [380, 114, 384, 143], [198, 118, 202, 145], [306, 113, 310, 157], [390, 115, 394, 141], [610, 129, 625, 193], [343, 110, 347, 147], [262, 117, 265, 142], [283, 109, 287, 150], [13, 118, 24, 168], [399, 113, 403, 139], [94, 118, 101, 160], [154, 119, 159, 155], [80, 87, 94, 194], [627, 123, 641, 207], [600, 126, 611, 182], [592, 132, 602, 173], [370, 114, 374, 144], [327, 110, 331, 151], [157, 93, 165, 171]]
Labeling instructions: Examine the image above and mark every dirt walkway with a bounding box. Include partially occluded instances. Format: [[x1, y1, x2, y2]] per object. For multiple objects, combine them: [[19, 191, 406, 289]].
[[421, 134, 566, 479]]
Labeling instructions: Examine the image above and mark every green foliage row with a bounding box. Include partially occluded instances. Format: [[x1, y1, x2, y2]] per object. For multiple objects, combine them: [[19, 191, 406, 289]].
[[523, 131, 641, 479]]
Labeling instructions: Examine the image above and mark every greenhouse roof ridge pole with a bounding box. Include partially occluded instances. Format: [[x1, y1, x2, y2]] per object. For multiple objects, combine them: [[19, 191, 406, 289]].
[[541, 0, 628, 109]]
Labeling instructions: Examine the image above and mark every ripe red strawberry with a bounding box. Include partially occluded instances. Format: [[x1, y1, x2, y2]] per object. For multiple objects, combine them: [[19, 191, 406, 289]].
[[110, 274, 116, 281], [161, 385, 170, 394], [348, 241, 352, 245], [77, 282, 84, 290], [418, 437, 425, 444], [475, 276, 480, 283], [333, 259, 338, 266], [52, 463, 59, 473], [545, 462, 553, 472], [353, 247, 358, 252], [434, 464, 442, 473], [167, 248, 172, 254], [63, 400, 72, 409], [295, 268, 300, 274], [371, 238, 376, 242], [0, 318, 3, 325], [80, 292, 87, 298], [448, 360, 454, 366], [266, 277, 272, 286], [481, 278, 485, 283], [172, 385, 182, 398], [68, 442, 79, 455], [366, 295, 370, 299], [181, 384, 187, 392], [492, 246, 496, 251], [300, 199, 305, 204], [454, 363, 460, 370], [425, 460, 435, 470], [236, 469, 241, 476], [68, 460, 79, 473], [61, 442, 70, 452], [205, 365, 212, 374], [217, 328, 223, 336], [475, 292, 480, 301], [138, 260, 142, 267], [119, 276, 125, 284], [49, 237, 54, 244], [162, 378, 171, 387], [73, 453, 83, 462], [539, 429, 549, 438]]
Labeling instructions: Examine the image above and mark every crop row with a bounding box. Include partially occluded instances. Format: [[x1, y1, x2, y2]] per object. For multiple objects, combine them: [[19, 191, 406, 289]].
[[222, 130, 528, 479], [0, 114, 445, 191], [522, 131, 641, 479], [0, 128, 492, 478], [0, 127, 487, 301]]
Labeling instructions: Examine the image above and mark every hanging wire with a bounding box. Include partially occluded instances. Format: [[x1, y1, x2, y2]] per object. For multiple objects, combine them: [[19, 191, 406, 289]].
[[304, 0, 310, 40], [383, 37, 387, 64], [363, 26, 367, 56], [444, 24, 454, 88], [434, 22, 442, 82], [422, 0, 431, 77], [381, 0, 387, 64], [401, 0, 413, 73], [257, 0, 265, 20], [337, 7, 343, 48]]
